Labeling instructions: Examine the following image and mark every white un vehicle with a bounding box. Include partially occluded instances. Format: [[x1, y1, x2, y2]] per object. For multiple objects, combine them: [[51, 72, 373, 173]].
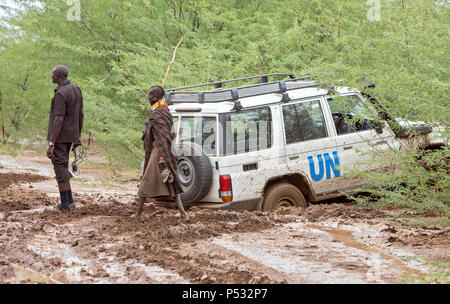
[[164, 73, 446, 211]]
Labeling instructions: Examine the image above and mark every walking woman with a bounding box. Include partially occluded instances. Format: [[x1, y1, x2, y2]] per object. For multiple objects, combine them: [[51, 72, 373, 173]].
[[131, 85, 187, 219]]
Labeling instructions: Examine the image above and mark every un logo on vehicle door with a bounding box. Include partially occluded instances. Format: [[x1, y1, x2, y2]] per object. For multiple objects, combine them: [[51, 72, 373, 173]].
[[308, 151, 340, 182]]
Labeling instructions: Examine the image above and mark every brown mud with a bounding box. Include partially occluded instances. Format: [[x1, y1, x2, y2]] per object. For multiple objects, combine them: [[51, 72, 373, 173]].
[[0, 153, 448, 284], [0, 173, 52, 212]]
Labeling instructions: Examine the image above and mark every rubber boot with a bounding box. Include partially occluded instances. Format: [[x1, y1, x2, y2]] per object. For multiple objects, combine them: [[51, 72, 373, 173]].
[[57, 191, 70, 212], [175, 194, 187, 219], [67, 190, 76, 210], [131, 196, 145, 218]]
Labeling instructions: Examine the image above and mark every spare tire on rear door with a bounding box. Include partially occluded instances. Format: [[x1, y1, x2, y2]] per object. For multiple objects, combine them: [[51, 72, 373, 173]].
[[173, 141, 213, 206]]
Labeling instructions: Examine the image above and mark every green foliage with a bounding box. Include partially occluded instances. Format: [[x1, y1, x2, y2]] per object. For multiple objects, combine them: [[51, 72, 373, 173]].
[[349, 147, 449, 217], [0, 0, 448, 212], [389, 215, 450, 228]]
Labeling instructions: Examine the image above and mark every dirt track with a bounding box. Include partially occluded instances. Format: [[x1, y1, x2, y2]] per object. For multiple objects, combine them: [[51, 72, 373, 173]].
[[0, 152, 448, 284]]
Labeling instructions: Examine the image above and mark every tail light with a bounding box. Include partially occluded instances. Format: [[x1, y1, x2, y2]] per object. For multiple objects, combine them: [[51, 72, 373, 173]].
[[219, 175, 232, 203]]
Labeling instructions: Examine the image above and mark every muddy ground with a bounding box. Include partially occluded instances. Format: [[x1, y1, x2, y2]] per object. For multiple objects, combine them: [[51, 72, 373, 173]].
[[0, 151, 448, 284]]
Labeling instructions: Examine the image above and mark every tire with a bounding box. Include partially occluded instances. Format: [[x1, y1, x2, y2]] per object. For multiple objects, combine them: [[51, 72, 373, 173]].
[[174, 142, 213, 206], [262, 183, 308, 211]]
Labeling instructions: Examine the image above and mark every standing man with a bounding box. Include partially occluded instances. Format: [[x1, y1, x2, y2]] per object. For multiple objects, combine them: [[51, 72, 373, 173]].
[[47, 65, 83, 212], [131, 85, 187, 219]]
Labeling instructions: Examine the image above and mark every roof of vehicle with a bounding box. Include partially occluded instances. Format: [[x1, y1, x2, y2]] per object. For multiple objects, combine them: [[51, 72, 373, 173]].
[[166, 73, 358, 114]]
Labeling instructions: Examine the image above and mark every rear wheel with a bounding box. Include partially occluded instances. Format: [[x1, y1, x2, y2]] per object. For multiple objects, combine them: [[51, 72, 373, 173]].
[[262, 183, 308, 211], [174, 142, 212, 206]]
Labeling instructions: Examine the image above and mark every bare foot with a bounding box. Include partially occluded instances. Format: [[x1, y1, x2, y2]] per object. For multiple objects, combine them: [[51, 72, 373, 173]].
[[178, 213, 189, 221]]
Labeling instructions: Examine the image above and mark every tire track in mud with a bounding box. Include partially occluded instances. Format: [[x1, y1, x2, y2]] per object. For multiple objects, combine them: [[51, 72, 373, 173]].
[[76, 206, 296, 284], [1, 172, 448, 283], [1, 177, 299, 283]]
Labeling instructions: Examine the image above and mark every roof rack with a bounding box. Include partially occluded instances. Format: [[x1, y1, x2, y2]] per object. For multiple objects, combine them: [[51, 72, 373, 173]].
[[165, 73, 319, 105]]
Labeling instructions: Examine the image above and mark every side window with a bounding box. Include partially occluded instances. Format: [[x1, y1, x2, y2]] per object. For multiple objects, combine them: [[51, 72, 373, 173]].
[[222, 107, 272, 155], [282, 99, 328, 144], [179, 116, 217, 155], [328, 95, 379, 135]]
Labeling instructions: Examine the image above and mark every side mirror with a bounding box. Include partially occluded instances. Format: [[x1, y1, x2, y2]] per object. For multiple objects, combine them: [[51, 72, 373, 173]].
[[372, 121, 383, 134], [364, 80, 376, 89]]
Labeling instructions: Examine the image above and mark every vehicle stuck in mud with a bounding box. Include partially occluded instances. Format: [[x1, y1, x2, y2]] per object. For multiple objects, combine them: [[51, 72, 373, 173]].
[[164, 73, 446, 211], [0, 75, 447, 284], [0, 168, 448, 284]]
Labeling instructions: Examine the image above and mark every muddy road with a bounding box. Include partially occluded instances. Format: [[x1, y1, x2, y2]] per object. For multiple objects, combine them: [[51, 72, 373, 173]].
[[0, 151, 448, 284]]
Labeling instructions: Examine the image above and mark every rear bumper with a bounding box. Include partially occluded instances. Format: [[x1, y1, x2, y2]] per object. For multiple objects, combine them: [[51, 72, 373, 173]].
[[196, 198, 262, 211]]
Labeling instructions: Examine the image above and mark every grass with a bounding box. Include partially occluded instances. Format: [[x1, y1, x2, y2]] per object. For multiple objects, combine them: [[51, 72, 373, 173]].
[[399, 217, 450, 229], [0, 142, 26, 156], [381, 211, 450, 228], [397, 259, 450, 284], [350, 194, 450, 228]]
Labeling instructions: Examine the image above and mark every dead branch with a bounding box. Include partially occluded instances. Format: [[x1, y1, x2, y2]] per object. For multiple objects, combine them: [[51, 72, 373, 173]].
[[162, 36, 184, 87]]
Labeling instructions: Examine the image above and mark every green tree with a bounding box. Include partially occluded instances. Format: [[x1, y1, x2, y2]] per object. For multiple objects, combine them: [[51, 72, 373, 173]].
[[0, 0, 448, 214]]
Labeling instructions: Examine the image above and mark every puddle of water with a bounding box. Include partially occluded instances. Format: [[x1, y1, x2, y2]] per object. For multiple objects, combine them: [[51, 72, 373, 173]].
[[11, 266, 61, 284], [0, 155, 137, 196], [10, 207, 53, 215], [307, 224, 426, 280], [213, 233, 369, 283], [28, 231, 189, 284], [134, 263, 190, 283], [0, 156, 54, 177]]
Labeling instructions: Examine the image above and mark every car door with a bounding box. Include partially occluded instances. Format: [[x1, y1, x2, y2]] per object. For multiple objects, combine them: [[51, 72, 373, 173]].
[[324, 93, 395, 189], [218, 106, 278, 202], [282, 97, 341, 195]]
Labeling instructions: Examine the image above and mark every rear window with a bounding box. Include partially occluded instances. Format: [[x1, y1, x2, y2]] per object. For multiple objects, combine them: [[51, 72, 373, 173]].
[[221, 107, 272, 155], [178, 116, 217, 155]]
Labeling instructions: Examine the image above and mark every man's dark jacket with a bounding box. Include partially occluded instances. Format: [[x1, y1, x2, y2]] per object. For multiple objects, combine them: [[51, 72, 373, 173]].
[[47, 80, 83, 143]]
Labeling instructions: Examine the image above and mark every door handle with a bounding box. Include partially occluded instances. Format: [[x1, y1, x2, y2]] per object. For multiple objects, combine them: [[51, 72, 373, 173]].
[[343, 146, 353, 151], [289, 155, 299, 160], [374, 140, 387, 145]]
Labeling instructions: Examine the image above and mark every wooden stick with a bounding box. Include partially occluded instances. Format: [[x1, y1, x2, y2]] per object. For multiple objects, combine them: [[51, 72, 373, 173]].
[[162, 36, 184, 87]]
